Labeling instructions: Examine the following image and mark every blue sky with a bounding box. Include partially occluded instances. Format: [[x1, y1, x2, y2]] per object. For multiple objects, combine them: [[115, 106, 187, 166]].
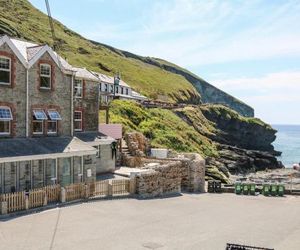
[[29, 0, 300, 125]]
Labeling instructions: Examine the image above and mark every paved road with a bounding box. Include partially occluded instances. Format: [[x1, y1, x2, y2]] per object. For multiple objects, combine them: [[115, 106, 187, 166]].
[[0, 194, 299, 250]]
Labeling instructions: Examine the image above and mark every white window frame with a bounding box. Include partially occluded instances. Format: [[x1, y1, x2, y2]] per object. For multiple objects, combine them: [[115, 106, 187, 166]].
[[47, 120, 57, 135], [0, 106, 12, 135], [33, 120, 44, 135], [74, 111, 83, 132], [40, 63, 51, 89], [74, 79, 83, 98], [0, 56, 11, 86]]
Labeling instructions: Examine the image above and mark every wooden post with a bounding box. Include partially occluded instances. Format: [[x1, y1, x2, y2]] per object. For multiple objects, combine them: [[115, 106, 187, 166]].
[[84, 184, 89, 199], [25, 196, 29, 210], [108, 182, 113, 197], [60, 187, 66, 203], [129, 173, 137, 195]]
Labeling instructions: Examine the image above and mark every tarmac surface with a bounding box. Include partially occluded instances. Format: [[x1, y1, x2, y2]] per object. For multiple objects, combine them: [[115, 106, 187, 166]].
[[0, 193, 299, 250]]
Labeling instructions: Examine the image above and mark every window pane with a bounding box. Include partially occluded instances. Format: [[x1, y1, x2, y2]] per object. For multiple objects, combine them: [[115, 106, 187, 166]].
[[74, 121, 82, 131], [40, 64, 51, 76], [58, 158, 71, 187], [40, 76, 51, 88], [4, 162, 17, 193], [0, 121, 10, 134], [32, 160, 44, 188], [0, 57, 10, 69], [74, 112, 82, 120], [19, 161, 31, 191], [0, 71, 10, 84], [47, 121, 57, 133], [73, 156, 82, 183], [74, 87, 82, 97], [45, 159, 56, 185], [33, 121, 43, 133], [0, 107, 12, 120]]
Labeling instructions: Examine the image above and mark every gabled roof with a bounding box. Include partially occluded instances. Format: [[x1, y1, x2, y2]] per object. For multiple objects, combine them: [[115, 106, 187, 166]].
[[0, 35, 74, 73]]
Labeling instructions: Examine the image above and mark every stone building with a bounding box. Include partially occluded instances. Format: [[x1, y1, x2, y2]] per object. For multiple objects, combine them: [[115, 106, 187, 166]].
[[0, 35, 117, 193]]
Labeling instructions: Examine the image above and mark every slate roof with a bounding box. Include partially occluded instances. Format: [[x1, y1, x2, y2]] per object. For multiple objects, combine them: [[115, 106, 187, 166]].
[[93, 72, 130, 88], [73, 67, 99, 82], [0, 137, 95, 159], [74, 132, 115, 144]]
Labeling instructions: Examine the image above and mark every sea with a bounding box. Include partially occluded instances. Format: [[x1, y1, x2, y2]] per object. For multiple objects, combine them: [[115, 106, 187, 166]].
[[272, 125, 300, 168]]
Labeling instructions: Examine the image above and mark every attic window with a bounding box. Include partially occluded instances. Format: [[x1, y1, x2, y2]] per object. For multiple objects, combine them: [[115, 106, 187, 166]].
[[74, 79, 83, 98], [40, 64, 51, 89], [0, 57, 11, 85]]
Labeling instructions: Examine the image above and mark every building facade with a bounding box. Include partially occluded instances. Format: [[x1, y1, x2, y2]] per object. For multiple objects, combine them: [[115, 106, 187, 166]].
[[0, 35, 116, 193]]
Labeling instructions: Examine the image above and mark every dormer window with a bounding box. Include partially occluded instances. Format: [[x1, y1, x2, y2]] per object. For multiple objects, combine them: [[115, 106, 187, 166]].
[[40, 64, 51, 89], [74, 79, 83, 98], [0, 57, 11, 85], [0, 106, 12, 135]]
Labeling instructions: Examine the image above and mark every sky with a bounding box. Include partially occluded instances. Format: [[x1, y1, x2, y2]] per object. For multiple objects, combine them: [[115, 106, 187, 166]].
[[29, 0, 300, 125]]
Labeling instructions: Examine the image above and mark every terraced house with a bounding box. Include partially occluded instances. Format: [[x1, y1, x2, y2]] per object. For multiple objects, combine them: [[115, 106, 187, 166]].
[[0, 35, 117, 194]]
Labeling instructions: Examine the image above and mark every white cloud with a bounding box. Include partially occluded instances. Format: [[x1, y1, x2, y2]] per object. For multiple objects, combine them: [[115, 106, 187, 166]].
[[210, 71, 300, 124]]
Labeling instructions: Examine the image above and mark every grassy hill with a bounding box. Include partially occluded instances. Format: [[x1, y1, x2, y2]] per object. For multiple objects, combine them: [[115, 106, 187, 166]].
[[0, 0, 200, 103]]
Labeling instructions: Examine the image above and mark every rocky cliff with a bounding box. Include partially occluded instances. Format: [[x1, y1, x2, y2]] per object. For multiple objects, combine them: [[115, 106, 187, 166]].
[[110, 100, 282, 183]]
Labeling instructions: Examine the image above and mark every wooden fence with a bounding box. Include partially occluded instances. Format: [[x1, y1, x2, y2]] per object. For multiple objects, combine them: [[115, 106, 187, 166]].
[[29, 188, 46, 209], [0, 179, 132, 215], [112, 179, 130, 196], [65, 183, 86, 202], [88, 180, 109, 198], [44, 184, 60, 203], [0, 191, 25, 213]]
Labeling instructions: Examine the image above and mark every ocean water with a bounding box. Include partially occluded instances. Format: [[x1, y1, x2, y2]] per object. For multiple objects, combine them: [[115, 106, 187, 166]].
[[272, 125, 300, 168]]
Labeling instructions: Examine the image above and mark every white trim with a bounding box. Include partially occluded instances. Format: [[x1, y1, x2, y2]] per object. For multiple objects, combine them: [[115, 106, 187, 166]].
[[28, 45, 61, 69], [0, 149, 97, 164], [0, 35, 28, 68], [26, 69, 29, 137], [0, 56, 11, 85]]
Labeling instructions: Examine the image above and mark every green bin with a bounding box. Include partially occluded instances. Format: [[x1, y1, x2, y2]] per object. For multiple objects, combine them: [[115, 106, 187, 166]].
[[262, 183, 270, 196], [271, 184, 278, 196], [235, 182, 242, 195], [278, 184, 285, 197], [250, 183, 256, 195], [242, 183, 250, 195]]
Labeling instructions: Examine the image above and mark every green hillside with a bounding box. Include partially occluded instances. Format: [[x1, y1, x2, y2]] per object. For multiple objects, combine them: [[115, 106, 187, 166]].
[[0, 0, 200, 103]]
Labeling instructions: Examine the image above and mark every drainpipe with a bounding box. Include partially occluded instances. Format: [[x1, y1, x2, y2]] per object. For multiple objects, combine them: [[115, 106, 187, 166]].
[[71, 73, 74, 137], [26, 69, 29, 137]]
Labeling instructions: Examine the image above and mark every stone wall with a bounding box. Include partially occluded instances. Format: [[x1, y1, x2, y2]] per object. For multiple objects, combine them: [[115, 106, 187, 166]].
[[125, 132, 151, 157], [74, 79, 99, 132], [134, 153, 205, 198], [0, 43, 27, 137], [29, 52, 72, 137]]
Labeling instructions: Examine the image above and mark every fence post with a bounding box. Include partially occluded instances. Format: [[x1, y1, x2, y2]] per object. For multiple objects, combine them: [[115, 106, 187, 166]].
[[130, 173, 137, 195], [1, 201, 8, 215], [60, 187, 66, 203], [108, 182, 113, 197], [43, 192, 48, 206], [84, 184, 90, 199], [25, 196, 29, 210]]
